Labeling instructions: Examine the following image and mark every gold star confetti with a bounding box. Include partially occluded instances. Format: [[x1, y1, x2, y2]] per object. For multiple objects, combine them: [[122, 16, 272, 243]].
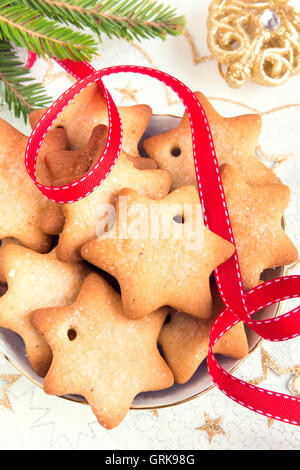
[[0, 374, 20, 411], [249, 347, 300, 398], [42, 57, 76, 87], [196, 412, 226, 444], [116, 83, 139, 104], [150, 409, 159, 418]]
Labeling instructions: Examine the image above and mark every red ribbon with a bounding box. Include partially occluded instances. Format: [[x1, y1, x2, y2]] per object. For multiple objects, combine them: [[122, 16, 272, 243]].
[[25, 51, 37, 69], [25, 60, 300, 426]]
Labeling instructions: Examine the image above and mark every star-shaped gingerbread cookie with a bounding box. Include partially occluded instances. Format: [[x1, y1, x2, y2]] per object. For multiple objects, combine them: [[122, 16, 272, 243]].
[[40, 125, 111, 236], [143, 91, 279, 189], [81, 186, 235, 320], [29, 83, 152, 155], [49, 134, 171, 263], [159, 282, 248, 384], [0, 242, 88, 376], [221, 164, 298, 289], [31, 272, 174, 429], [45, 124, 109, 186], [0, 118, 68, 253]]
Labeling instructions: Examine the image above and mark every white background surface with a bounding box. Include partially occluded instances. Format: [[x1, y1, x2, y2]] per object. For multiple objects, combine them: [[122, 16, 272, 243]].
[[0, 0, 300, 450]]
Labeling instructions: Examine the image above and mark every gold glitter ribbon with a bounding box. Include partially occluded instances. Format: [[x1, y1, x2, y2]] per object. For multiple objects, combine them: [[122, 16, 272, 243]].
[[207, 0, 300, 87]]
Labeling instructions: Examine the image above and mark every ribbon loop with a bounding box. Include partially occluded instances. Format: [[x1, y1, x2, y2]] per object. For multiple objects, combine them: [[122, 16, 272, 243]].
[[26, 72, 123, 204]]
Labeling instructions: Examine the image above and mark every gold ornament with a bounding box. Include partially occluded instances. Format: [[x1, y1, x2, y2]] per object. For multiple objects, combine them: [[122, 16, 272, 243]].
[[195, 413, 226, 444], [207, 0, 300, 87]]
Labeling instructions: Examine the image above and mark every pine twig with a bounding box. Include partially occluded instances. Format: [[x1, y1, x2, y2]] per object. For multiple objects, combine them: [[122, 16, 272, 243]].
[[0, 3, 97, 61], [14, 0, 185, 41], [0, 1, 185, 122], [0, 41, 52, 121]]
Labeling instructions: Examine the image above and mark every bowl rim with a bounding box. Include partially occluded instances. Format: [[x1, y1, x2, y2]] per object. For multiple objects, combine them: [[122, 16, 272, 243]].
[[0, 113, 287, 411]]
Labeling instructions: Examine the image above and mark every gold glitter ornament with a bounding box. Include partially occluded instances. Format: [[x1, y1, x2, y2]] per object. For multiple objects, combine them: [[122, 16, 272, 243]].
[[207, 0, 300, 87]]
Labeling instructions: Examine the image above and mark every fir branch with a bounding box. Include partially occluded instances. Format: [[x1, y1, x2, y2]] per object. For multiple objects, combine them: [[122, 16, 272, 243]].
[[0, 41, 52, 121], [0, 3, 97, 61], [14, 0, 185, 41]]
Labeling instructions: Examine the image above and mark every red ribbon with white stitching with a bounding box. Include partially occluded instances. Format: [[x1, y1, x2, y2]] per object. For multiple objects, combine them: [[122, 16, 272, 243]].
[[25, 60, 300, 425]]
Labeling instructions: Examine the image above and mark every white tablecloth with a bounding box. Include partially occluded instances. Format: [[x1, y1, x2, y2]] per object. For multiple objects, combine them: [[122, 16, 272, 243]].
[[0, 0, 300, 450]]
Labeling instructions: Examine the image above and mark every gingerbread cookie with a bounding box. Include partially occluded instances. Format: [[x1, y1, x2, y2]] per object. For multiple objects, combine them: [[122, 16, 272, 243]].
[[82, 186, 235, 320], [143, 91, 279, 189], [40, 203, 65, 236], [221, 164, 298, 289], [45, 124, 109, 186], [52, 143, 171, 263], [159, 283, 248, 384], [0, 238, 20, 283], [0, 118, 68, 253], [29, 83, 152, 155], [40, 125, 110, 236], [0, 243, 88, 376], [31, 272, 174, 429]]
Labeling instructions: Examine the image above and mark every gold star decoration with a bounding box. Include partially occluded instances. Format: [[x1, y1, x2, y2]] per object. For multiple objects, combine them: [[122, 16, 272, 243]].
[[42, 54, 101, 87], [0, 374, 20, 411], [150, 409, 159, 418], [196, 412, 226, 444], [249, 347, 300, 398], [42, 57, 76, 87], [116, 83, 139, 104]]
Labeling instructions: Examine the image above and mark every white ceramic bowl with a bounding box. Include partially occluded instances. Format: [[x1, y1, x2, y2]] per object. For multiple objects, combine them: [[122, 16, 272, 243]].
[[0, 114, 283, 410]]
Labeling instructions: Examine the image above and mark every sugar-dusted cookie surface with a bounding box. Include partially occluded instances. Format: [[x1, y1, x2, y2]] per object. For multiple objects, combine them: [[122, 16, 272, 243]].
[[143, 91, 279, 189], [221, 164, 298, 289], [53, 142, 172, 263], [0, 243, 88, 376], [0, 118, 68, 253], [31, 273, 174, 429], [82, 186, 235, 320], [29, 83, 152, 155], [159, 284, 248, 384]]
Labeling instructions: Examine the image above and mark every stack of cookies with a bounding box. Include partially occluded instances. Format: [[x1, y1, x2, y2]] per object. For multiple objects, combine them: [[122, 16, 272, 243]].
[[0, 84, 297, 429]]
